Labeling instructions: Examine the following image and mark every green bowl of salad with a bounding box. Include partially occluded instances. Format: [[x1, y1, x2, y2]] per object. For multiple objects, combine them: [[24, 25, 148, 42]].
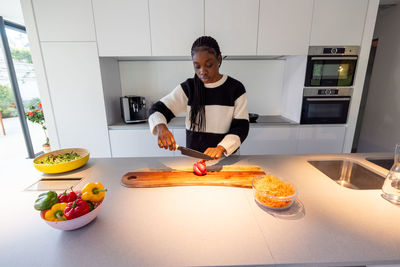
[[33, 148, 90, 173]]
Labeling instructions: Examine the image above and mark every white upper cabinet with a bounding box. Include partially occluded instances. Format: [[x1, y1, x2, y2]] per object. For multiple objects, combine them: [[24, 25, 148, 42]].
[[32, 0, 96, 41], [92, 0, 151, 56], [310, 0, 368, 46], [205, 0, 259, 55], [149, 0, 204, 56], [257, 0, 313, 55]]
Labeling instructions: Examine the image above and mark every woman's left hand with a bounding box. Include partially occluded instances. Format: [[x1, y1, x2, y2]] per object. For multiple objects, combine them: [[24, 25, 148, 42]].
[[204, 145, 226, 159]]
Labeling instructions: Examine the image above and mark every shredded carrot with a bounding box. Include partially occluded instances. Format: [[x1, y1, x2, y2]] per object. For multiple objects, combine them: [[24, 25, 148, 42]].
[[254, 175, 296, 209]]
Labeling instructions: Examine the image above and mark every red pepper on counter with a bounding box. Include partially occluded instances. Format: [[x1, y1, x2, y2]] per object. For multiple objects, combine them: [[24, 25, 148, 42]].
[[58, 187, 78, 203], [64, 198, 90, 220]]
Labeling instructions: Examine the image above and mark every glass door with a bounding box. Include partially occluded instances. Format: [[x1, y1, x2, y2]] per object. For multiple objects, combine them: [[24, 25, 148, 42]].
[[0, 17, 44, 159], [305, 57, 357, 87]]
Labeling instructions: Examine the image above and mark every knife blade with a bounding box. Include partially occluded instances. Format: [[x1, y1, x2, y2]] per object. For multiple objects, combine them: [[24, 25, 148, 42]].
[[176, 145, 214, 160]]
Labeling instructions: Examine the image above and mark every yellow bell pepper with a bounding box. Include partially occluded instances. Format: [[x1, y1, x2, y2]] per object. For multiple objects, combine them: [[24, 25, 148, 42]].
[[45, 203, 67, 221], [81, 182, 107, 202]]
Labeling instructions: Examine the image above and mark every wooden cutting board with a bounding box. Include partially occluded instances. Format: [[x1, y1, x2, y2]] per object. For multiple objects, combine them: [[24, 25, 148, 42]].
[[121, 165, 266, 188]]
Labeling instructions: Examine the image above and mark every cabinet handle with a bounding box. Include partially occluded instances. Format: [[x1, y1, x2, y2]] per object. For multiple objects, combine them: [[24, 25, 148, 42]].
[[306, 98, 350, 101], [311, 56, 358, 60]]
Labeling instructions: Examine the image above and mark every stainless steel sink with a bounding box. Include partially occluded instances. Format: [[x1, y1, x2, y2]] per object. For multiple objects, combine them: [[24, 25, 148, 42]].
[[365, 158, 394, 170], [308, 160, 385, 190]]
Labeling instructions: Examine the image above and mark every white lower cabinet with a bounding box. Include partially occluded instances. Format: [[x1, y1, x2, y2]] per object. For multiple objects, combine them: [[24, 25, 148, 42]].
[[296, 125, 346, 154], [109, 125, 346, 157], [240, 127, 299, 155], [172, 129, 186, 148], [109, 129, 173, 157], [109, 128, 186, 157]]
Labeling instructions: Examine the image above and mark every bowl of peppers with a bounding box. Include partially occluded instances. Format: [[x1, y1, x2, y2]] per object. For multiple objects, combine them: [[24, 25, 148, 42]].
[[34, 182, 107, 231]]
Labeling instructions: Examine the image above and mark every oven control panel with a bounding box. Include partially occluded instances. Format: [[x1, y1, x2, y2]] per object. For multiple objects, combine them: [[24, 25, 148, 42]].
[[303, 88, 353, 97], [318, 89, 339, 95]]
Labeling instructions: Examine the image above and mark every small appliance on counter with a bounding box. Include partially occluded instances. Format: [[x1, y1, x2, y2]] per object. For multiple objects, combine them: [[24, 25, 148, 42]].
[[120, 96, 147, 123]]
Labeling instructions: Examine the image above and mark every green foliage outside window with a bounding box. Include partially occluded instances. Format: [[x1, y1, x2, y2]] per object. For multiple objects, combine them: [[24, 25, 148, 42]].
[[11, 48, 32, 63], [0, 84, 17, 118]]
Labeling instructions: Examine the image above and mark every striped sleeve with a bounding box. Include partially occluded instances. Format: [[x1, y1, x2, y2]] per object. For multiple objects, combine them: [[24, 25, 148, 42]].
[[148, 85, 188, 135], [218, 92, 249, 155]]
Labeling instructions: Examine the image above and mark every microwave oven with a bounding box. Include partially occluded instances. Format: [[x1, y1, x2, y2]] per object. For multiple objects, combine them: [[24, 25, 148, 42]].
[[300, 88, 353, 124], [120, 96, 147, 123], [305, 46, 359, 87]]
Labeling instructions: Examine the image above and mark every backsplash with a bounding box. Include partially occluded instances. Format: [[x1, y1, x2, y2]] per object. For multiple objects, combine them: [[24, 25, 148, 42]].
[[119, 59, 285, 115]]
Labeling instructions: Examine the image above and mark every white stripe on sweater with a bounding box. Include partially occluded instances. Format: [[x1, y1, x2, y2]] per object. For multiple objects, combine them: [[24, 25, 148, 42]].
[[218, 134, 241, 156], [148, 111, 167, 135], [233, 93, 249, 120], [160, 85, 188, 117]]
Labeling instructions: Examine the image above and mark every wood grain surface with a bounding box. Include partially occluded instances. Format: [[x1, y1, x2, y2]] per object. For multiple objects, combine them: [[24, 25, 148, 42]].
[[121, 165, 266, 188]]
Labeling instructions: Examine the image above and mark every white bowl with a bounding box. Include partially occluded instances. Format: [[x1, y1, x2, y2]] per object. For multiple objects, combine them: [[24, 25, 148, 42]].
[[40, 200, 104, 231]]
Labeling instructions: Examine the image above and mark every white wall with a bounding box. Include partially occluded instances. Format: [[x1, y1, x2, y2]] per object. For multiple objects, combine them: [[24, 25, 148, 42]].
[[99, 58, 122, 126], [119, 59, 285, 116], [358, 5, 400, 152], [342, 0, 380, 153]]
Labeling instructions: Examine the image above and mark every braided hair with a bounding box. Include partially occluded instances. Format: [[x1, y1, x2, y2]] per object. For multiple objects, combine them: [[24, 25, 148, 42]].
[[190, 36, 222, 132]]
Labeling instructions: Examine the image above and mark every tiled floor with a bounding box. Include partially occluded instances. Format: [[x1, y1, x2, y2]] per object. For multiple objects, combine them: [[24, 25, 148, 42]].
[[0, 117, 46, 160]]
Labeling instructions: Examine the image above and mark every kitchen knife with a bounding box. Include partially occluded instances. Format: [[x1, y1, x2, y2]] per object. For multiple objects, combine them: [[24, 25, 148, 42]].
[[176, 145, 214, 160]]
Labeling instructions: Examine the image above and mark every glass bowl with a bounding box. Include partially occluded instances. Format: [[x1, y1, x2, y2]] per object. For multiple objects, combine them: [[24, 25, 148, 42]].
[[252, 175, 297, 210], [40, 199, 104, 230]]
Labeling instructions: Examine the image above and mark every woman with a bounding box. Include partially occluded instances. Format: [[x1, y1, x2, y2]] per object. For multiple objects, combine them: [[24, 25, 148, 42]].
[[148, 36, 249, 159]]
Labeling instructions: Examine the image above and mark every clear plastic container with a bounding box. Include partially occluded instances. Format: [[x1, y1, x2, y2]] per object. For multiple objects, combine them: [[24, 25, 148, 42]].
[[382, 144, 400, 204]]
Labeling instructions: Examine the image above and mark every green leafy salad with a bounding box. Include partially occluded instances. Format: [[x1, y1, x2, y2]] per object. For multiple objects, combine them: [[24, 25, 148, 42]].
[[35, 152, 82, 164]]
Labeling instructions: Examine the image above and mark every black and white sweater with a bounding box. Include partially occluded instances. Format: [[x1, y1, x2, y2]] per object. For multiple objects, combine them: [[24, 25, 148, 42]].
[[148, 74, 249, 156]]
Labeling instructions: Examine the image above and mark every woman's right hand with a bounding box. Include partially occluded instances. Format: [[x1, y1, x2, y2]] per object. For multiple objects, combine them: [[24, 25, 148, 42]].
[[155, 124, 176, 151]]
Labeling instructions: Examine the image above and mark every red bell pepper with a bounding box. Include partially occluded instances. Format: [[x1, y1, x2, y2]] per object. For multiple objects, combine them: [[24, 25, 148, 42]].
[[193, 160, 207, 176], [64, 198, 90, 220], [58, 187, 78, 203]]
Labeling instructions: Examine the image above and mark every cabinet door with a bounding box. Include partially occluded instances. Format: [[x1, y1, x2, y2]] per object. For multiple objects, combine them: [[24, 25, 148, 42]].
[[258, 0, 313, 55], [150, 0, 204, 56], [41, 42, 111, 157], [109, 129, 173, 157], [310, 0, 368, 46], [33, 0, 96, 41], [172, 128, 186, 157], [172, 129, 186, 146], [205, 0, 259, 55], [92, 0, 151, 56], [240, 127, 298, 155], [297, 126, 346, 154]]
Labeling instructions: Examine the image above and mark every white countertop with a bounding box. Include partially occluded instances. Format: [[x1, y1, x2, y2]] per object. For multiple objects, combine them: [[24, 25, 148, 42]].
[[0, 153, 399, 267]]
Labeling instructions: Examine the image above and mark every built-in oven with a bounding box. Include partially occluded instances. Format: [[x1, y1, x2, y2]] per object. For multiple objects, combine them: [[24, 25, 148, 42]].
[[305, 46, 359, 87], [300, 88, 353, 124]]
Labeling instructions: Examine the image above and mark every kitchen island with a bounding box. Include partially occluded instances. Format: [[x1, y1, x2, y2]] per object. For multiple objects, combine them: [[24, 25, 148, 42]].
[[1, 153, 399, 267]]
